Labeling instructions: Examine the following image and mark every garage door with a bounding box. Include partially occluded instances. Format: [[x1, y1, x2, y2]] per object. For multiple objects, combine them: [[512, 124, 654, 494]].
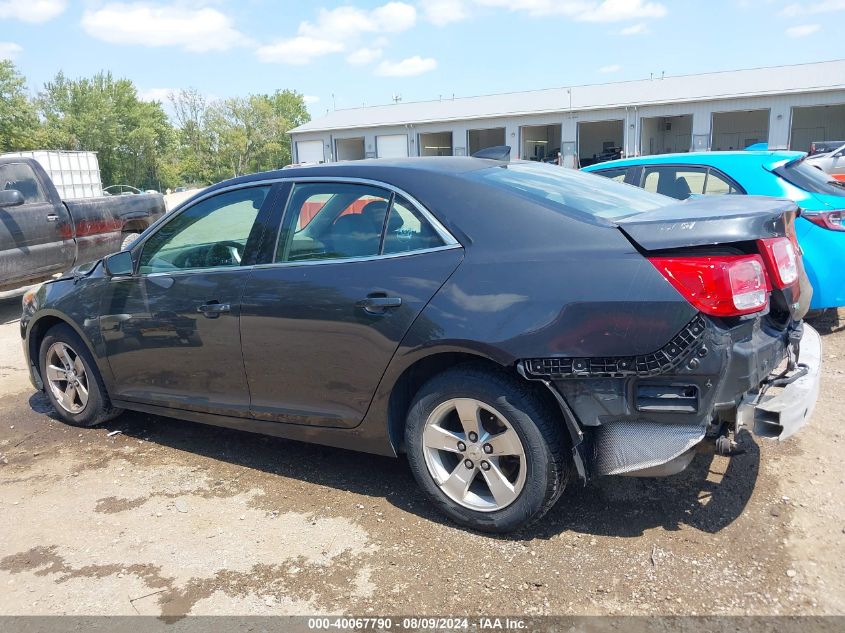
[[296, 141, 324, 164], [376, 134, 408, 158]]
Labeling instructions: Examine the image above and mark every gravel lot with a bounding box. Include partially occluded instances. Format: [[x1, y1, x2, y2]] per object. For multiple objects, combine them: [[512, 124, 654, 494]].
[[0, 294, 843, 617]]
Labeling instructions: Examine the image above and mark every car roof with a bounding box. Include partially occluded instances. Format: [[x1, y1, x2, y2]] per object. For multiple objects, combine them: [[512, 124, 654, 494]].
[[582, 150, 806, 171], [204, 157, 501, 195]]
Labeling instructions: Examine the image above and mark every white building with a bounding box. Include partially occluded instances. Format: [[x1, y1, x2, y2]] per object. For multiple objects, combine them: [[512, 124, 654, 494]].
[[289, 59, 845, 168]]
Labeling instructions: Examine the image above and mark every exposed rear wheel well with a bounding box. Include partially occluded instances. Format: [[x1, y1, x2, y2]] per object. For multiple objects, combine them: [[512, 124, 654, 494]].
[[387, 352, 557, 453]]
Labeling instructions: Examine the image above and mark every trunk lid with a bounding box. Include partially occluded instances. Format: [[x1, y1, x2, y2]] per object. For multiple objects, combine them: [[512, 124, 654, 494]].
[[616, 195, 798, 251]]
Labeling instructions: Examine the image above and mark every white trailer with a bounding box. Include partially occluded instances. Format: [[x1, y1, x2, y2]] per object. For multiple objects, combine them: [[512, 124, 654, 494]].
[[0, 150, 103, 199]]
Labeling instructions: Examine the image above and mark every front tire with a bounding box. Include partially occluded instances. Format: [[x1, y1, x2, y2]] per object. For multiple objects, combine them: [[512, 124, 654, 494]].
[[120, 232, 140, 250], [405, 364, 571, 533], [39, 323, 122, 427]]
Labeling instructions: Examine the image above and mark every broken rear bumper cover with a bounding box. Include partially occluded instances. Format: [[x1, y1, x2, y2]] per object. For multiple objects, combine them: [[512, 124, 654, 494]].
[[521, 319, 822, 478]]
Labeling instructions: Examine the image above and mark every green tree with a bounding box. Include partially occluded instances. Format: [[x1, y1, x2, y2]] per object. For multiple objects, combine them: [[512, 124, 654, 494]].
[[0, 60, 42, 152], [38, 71, 175, 190], [169, 88, 310, 183]]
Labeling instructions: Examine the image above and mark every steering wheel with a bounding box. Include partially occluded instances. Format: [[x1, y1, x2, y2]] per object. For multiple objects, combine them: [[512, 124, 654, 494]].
[[205, 241, 244, 267]]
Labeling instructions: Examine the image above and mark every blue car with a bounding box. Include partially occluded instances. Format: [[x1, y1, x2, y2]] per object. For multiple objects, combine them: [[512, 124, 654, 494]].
[[583, 151, 845, 310]]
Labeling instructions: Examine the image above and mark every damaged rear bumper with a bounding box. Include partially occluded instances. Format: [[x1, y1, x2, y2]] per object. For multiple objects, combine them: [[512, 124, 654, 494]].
[[521, 317, 822, 479], [737, 324, 821, 441]]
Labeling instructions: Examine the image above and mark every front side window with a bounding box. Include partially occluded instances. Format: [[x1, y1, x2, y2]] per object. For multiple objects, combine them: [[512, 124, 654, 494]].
[[139, 186, 270, 274], [0, 163, 46, 204]]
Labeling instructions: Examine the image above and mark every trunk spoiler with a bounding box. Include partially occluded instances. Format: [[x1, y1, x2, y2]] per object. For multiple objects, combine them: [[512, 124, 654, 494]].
[[616, 196, 799, 251]]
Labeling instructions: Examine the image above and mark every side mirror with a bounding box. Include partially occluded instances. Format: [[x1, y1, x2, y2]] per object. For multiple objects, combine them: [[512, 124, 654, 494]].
[[0, 189, 24, 208], [103, 251, 134, 277]]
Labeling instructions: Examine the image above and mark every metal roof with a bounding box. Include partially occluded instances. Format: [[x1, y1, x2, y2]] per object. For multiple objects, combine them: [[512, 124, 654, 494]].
[[290, 59, 845, 135]]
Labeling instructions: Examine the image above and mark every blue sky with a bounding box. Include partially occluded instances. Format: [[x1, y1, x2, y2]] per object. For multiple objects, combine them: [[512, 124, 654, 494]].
[[2, 0, 843, 118]]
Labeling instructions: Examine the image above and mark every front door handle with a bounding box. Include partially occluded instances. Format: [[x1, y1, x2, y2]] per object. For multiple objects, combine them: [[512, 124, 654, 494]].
[[197, 302, 231, 318], [46, 214, 59, 222], [356, 295, 402, 315]]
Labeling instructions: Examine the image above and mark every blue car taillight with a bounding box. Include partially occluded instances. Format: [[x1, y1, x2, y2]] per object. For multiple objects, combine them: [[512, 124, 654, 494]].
[[804, 210, 845, 231]]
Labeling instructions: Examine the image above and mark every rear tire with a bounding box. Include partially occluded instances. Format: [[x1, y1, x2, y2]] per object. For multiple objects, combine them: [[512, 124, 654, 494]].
[[405, 364, 571, 533], [39, 323, 122, 428]]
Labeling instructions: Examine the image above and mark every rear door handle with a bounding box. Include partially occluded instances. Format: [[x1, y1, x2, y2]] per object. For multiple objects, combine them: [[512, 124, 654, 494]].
[[356, 295, 402, 314], [197, 302, 231, 318], [46, 214, 59, 222]]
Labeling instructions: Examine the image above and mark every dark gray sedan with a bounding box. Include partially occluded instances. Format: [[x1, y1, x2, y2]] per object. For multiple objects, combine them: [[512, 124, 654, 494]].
[[20, 158, 820, 532]]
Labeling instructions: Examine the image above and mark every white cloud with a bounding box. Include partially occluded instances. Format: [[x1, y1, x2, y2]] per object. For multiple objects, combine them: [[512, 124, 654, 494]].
[[346, 47, 383, 65], [620, 22, 648, 34], [303, 95, 321, 104], [256, 36, 344, 65], [420, 0, 469, 25], [81, 3, 248, 53], [0, 41, 23, 60], [258, 2, 416, 65], [781, 1, 845, 17], [0, 0, 66, 23], [599, 64, 622, 72], [785, 23, 821, 36], [375, 55, 437, 76], [138, 87, 174, 103], [297, 3, 416, 40], [475, 0, 666, 22]]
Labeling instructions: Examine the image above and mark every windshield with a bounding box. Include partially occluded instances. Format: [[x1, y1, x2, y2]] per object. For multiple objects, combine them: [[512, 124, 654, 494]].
[[474, 161, 673, 221], [775, 159, 845, 197]]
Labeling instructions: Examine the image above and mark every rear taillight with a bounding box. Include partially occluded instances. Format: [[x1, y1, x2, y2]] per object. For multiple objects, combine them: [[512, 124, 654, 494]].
[[649, 255, 769, 317], [804, 210, 845, 231], [757, 237, 798, 288]]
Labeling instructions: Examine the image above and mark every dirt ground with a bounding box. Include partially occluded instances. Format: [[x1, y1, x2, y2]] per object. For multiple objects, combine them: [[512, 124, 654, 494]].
[[0, 294, 843, 617]]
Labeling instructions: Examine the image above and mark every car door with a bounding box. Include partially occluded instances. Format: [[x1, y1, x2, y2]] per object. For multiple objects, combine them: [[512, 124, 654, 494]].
[[99, 184, 279, 417], [240, 180, 463, 428], [0, 161, 73, 286]]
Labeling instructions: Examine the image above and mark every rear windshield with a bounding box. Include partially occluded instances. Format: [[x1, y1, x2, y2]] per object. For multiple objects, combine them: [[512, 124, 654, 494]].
[[474, 161, 673, 221], [774, 159, 845, 197]]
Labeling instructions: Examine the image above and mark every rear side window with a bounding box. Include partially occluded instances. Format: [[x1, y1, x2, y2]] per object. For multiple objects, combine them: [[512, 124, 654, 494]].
[[278, 183, 390, 262], [476, 162, 672, 220], [0, 162, 46, 204], [278, 184, 447, 261], [383, 195, 444, 254]]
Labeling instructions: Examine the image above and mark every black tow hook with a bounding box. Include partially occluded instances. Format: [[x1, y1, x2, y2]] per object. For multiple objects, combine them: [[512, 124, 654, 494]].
[[715, 435, 746, 457]]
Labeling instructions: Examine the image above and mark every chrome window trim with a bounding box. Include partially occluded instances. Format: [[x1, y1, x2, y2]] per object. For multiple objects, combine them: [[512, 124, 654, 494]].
[[254, 243, 462, 270]]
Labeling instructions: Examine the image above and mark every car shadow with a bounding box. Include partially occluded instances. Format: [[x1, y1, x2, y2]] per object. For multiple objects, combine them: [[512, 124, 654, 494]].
[[29, 390, 760, 541]]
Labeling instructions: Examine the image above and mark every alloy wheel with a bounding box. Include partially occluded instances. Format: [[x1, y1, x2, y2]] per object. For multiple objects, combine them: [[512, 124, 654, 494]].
[[422, 398, 527, 512], [45, 342, 90, 414]]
